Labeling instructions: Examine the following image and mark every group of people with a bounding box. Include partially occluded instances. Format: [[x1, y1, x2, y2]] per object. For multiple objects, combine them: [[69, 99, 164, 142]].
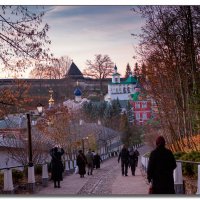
[[49, 135, 177, 195], [76, 149, 102, 178], [118, 146, 139, 176]]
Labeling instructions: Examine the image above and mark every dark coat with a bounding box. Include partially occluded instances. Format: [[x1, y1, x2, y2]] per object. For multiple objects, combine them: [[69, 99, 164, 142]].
[[118, 148, 129, 163], [129, 150, 137, 166], [50, 147, 64, 181], [147, 146, 177, 194], [77, 153, 87, 175], [94, 154, 102, 169]]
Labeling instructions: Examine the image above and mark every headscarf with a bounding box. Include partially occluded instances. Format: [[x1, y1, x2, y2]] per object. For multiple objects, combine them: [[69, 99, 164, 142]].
[[156, 136, 166, 147]]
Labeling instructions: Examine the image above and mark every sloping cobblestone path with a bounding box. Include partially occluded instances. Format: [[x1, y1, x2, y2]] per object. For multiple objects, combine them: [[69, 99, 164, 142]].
[[77, 158, 119, 195]]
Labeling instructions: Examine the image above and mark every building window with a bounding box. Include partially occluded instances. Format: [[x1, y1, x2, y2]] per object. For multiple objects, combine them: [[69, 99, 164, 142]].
[[123, 87, 126, 93], [142, 102, 147, 108], [115, 77, 118, 83], [143, 113, 147, 120], [136, 102, 140, 109], [136, 113, 140, 120], [116, 88, 118, 93], [127, 86, 130, 93]]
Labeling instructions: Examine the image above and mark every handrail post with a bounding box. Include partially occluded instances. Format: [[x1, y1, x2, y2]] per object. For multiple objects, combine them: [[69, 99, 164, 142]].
[[196, 164, 200, 195], [42, 164, 48, 187], [28, 166, 35, 192], [174, 162, 184, 194], [3, 169, 14, 193]]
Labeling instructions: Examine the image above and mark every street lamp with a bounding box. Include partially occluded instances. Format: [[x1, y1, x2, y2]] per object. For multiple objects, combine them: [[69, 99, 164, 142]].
[[27, 104, 44, 167], [37, 103, 43, 115], [82, 137, 88, 154], [48, 88, 54, 108]]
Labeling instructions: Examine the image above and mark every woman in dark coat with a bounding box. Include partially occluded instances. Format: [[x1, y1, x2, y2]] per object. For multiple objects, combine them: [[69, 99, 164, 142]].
[[94, 153, 102, 169], [147, 136, 177, 194], [50, 146, 65, 188], [77, 150, 87, 178]]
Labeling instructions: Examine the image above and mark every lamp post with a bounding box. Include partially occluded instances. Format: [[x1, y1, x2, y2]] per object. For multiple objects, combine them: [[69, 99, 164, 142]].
[[27, 104, 44, 191], [27, 104, 44, 167], [82, 137, 88, 154]]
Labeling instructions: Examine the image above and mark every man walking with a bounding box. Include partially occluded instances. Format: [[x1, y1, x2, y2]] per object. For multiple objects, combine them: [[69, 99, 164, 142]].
[[86, 149, 94, 175], [118, 145, 129, 176]]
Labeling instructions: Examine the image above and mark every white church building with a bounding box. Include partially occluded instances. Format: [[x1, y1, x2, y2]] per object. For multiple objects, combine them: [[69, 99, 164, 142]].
[[104, 65, 138, 102]]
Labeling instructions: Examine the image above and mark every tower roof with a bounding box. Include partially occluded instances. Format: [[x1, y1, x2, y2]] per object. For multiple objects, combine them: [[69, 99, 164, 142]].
[[66, 62, 84, 79], [112, 65, 120, 76], [74, 87, 82, 96]]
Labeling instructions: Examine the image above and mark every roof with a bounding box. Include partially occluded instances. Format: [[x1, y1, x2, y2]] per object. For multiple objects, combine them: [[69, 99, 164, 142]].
[[112, 73, 121, 76], [131, 92, 140, 101], [66, 62, 84, 78], [0, 116, 27, 129], [74, 87, 82, 96], [122, 76, 137, 84]]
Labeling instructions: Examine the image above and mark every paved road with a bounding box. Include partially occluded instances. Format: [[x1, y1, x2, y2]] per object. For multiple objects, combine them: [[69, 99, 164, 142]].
[[36, 145, 151, 196]]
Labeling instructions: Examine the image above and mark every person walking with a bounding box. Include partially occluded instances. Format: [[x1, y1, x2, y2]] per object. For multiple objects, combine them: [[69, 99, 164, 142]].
[[118, 145, 129, 176], [50, 146, 65, 188], [77, 150, 87, 178], [94, 153, 102, 169], [147, 136, 177, 194], [134, 148, 140, 167], [92, 150, 96, 169], [86, 149, 94, 175], [129, 147, 137, 176]]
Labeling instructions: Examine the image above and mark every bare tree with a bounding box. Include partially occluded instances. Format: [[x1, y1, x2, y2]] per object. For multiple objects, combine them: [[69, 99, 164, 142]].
[[0, 6, 51, 71], [83, 54, 114, 92], [29, 56, 72, 79]]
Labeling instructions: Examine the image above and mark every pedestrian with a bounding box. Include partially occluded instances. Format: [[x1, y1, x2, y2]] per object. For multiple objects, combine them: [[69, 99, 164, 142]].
[[86, 149, 94, 175], [134, 148, 140, 167], [94, 153, 102, 169], [129, 147, 137, 176], [50, 145, 65, 188], [118, 145, 129, 176], [92, 150, 96, 169], [77, 150, 87, 178], [147, 136, 177, 194]]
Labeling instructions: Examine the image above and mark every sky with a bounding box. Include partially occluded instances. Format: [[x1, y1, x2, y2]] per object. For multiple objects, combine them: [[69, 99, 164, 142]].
[[41, 5, 144, 77]]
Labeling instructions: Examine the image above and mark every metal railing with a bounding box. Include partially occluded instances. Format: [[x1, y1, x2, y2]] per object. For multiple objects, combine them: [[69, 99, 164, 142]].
[[141, 155, 200, 195]]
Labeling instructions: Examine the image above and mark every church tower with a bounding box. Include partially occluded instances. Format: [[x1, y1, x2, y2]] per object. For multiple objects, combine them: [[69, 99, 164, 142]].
[[74, 81, 82, 102], [112, 65, 120, 83]]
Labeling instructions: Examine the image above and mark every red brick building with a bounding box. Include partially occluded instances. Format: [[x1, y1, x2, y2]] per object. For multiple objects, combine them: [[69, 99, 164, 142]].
[[130, 99, 152, 125]]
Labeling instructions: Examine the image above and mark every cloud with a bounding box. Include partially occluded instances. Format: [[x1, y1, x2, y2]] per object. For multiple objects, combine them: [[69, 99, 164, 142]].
[[41, 6, 144, 75]]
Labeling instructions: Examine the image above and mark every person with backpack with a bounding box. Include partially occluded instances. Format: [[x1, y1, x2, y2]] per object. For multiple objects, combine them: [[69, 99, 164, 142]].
[[118, 145, 129, 176]]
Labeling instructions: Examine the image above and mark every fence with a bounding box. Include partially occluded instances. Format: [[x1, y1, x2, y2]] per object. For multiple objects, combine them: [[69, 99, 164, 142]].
[[141, 155, 200, 195], [0, 151, 116, 194]]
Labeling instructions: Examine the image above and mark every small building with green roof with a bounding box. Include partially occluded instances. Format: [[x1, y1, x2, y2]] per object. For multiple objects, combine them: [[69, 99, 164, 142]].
[[104, 65, 138, 102]]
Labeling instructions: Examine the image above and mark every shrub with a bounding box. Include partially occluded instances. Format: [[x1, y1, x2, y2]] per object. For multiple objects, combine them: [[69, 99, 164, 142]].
[[179, 151, 200, 178], [173, 152, 186, 160], [35, 165, 42, 175], [12, 169, 24, 183]]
